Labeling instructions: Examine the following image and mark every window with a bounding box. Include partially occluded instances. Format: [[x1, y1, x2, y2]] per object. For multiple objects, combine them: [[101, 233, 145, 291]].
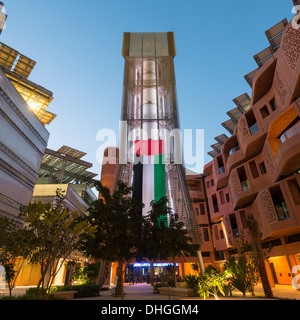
[[220, 229, 224, 239], [260, 105, 270, 119], [237, 166, 250, 191], [200, 205, 205, 215], [220, 190, 225, 205], [229, 144, 240, 155], [246, 110, 259, 135], [211, 179, 214, 187], [195, 208, 199, 216], [270, 185, 290, 221], [270, 98, 278, 111], [203, 228, 209, 241], [212, 194, 219, 213], [214, 226, 219, 240], [259, 162, 267, 175], [239, 211, 248, 228], [229, 213, 239, 237], [287, 179, 300, 205], [217, 156, 225, 175], [226, 193, 230, 203], [249, 160, 259, 179], [215, 251, 225, 261], [278, 116, 300, 143]]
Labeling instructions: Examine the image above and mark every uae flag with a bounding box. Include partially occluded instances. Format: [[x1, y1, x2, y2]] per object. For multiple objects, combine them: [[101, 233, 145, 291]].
[[132, 140, 167, 225]]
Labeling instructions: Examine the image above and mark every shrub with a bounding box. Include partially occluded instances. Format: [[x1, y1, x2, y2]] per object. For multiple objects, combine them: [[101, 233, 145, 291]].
[[25, 283, 100, 299], [72, 283, 100, 298], [183, 275, 199, 295]]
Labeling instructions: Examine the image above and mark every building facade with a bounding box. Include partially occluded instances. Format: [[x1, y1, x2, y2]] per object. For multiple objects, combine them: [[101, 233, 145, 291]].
[[0, 3, 56, 221], [202, 16, 300, 285]]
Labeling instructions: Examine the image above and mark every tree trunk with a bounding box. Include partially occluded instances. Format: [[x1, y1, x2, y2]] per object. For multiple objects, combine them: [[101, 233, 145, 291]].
[[116, 260, 125, 300], [150, 260, 154, 286], [197, 250, 206, 275], [258, 262, 273, 298], [97, 260, 107, 288], [119, 261, 124, 301], [173, 257, 177, 288]]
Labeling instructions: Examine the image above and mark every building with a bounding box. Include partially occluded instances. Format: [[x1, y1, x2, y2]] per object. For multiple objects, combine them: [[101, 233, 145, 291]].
[[0, 2, 56, 221], [202, 16, 300, 285], [100, 9, 300, 286], [15, 145, 99, 286]]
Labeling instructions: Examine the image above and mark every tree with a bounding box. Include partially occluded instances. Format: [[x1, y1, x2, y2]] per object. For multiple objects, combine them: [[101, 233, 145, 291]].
[[197, 266, 228, 300], [225, 255, 257, 297], [246, 214, 273, 298], [20, 189, 96, 298], [138, 197, 200, 288], [80, 181, 144, 300], [164, 209, 200, 288], [137, 196, 172, 286], [225, 230, 259, 297], [0, 216, 33, 296]]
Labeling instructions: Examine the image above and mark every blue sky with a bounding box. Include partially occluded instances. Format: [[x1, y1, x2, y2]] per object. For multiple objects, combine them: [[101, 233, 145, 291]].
[[1, 0, 295, 179]]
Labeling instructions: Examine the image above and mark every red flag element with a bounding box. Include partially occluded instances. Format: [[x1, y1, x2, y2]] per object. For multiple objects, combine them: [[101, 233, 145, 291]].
[[135, 140, 164, 156]]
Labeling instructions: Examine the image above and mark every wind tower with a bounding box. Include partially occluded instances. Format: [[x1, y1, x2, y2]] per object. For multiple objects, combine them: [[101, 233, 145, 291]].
[[118, 32, 203, 263]]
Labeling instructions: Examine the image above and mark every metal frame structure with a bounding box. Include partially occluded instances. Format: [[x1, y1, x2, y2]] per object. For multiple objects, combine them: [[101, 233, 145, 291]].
[[118, 32, 200, 245], [0, 42, 56, 125], [38, 146, 98, 187]]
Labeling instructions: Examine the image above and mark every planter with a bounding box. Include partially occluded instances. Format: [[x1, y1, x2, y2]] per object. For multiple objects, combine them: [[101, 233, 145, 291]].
[[158, 287, 195, 297], [53, 291, 77, 300]]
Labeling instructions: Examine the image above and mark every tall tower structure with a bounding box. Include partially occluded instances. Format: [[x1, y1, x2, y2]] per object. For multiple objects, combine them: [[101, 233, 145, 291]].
[[118, 32, 198, 238]]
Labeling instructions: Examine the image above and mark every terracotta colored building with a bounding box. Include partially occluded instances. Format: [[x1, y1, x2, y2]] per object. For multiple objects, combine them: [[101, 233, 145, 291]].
[[202, 16, 300, 285]]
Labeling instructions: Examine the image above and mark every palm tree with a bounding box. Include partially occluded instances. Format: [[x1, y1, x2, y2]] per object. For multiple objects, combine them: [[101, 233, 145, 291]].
[[246, 214, 273, 298]]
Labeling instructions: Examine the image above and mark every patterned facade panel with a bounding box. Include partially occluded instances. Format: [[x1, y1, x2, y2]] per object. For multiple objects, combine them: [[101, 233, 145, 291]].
[[258, 189, 279, 224]]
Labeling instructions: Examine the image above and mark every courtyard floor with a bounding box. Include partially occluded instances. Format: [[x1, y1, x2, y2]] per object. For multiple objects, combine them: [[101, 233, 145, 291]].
[[1, 282, 299, 300]]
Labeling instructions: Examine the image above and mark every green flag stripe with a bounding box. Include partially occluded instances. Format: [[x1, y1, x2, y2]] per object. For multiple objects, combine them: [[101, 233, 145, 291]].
[[154, 154, 168, 227]]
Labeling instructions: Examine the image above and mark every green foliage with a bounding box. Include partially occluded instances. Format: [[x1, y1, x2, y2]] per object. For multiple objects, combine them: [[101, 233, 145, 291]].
[[25, 283, 100, 299], [81, 181, 144, 300], [72, 283, 100, 298], [19, 190, 96, 293], [138, 197, 200, 288], [81, 181, 144, 263], [197, 266, 228, 300], [225, 255, 258, 297], [183, 274, 199, 294], [73, 263, 100, 284], [0, 216, 33, 296]]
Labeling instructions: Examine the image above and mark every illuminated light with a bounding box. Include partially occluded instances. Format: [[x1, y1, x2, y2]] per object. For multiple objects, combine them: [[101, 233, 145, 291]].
[[28, 101, 37, 111], [133, 263, 179, 267]]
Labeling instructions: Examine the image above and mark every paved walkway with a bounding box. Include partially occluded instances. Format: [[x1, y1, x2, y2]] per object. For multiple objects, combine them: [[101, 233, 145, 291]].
[[1, 283, 300, 300]]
